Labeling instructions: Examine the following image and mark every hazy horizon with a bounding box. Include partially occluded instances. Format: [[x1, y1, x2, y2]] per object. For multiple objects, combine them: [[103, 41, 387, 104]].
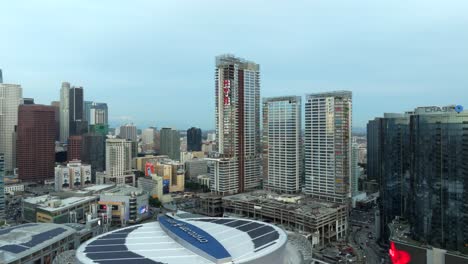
[[1, 0, 467, 130]]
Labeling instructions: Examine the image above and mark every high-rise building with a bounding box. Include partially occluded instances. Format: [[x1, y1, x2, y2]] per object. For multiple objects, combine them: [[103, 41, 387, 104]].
[[187, 127, 202, 152], [0, 153, 4, 220], [409, 106, 468, 253], [67, 135, 82, 161], [142, 128, 155, 145], [84, 101, 93, 123], [262, 96, 301, 194], [90, 103, 108, 125], [59, 82, 70, 143], [81, 132, 105, 182], [105, 138, 132, 177], [160, 128, 180, 161], [368, 113, 410, 241], [0, 69, 3, 83], [17, 105, 55, 182], [214, 54, 261, 193], [69, 86, 87, 136], [304, 91, 352, 203], [51, 101, 60, 141], [119, 124, 137, 142], [60, 82, 70, 143], [371, 106, 468, 254], [351, 138, 360, 197], [0, 83, 22, 173]]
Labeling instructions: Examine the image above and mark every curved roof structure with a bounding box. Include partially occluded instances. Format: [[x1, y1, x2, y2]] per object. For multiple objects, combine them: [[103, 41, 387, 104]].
[[76, 216, 288, 264]]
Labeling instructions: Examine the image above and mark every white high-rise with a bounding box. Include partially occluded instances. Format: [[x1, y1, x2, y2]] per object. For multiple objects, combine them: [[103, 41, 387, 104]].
[[263, 96, 301, 194], [305, 91, 352, 203], [105, 139, 132, 177], [59, 82, 70, 142], [0, 83, 22, 173], [213, 54, 261, 194]]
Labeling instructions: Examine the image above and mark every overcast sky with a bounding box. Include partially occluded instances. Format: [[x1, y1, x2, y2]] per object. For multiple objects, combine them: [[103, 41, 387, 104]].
[[1, 0, 467, 130]]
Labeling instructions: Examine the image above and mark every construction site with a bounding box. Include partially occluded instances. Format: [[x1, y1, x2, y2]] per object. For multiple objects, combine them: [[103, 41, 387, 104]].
[[197, 190, 348, 246]]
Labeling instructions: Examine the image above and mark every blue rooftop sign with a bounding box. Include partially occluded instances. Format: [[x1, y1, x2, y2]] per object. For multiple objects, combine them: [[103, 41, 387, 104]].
[[159, 216, 232, 263]]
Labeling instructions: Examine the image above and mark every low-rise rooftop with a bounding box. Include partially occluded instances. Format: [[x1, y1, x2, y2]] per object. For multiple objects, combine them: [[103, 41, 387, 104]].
[[23, 195, 98, 212], [223, 190, 345, 218], [0, 223, 76, 263]]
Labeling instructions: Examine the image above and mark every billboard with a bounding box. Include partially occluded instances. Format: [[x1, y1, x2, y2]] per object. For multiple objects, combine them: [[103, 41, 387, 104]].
[[139, 205, 148, 215], [145, 162, 155, 177], [72, 168, 81, 186], [62, 170, 70, 188], [389, 241, 426, 264], [84, 167, 92, 184], [163, 179, 170, 194]]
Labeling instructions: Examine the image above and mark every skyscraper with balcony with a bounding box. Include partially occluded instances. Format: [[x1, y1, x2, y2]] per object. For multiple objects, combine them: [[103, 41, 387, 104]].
[[187, 127, 202, 152], [304, 91, 352, 203], [17, 105, 56, 182], [0, 83, 22, 174], [263, 96, 301, 194], [59, 82, 70, 143], [214, 54, 261, 194]]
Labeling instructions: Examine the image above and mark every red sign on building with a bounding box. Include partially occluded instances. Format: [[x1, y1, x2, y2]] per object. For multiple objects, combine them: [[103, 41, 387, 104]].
[[145, 162, 155, 177], [223, 80, 231, 105]]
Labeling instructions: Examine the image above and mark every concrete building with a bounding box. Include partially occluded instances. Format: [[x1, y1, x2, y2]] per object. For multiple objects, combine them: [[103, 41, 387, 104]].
[[197, 174, 210, 187], [98, 185, 149, 225], [185, 159, 208, 180], [17, 104, 56, 182], [215, 54, 261, 193], [0, 83, 22, 174], [23, 195, 99, 224], [119, 123, 137, 142], [207, 158, 239, 195], [305, 91, 352, 204], [0, 223, 78, 264], [160, 128, 181, 161], [67, 135, 82, 161], [55, 161, 92, 192], [263, 96, 301, 194], [155, 161, 185, 193], [60, 82, 70, 143], [180, 151, 205, 163], [106, 138, 132, 177], [4, 183, 25, 195], [141, 127, 155, 152], [187, 127, 202, 151], [221, 190, 348, 246]]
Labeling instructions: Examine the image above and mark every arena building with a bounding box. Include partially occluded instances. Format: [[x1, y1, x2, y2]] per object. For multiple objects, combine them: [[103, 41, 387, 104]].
[[76, 215, 288, 264]]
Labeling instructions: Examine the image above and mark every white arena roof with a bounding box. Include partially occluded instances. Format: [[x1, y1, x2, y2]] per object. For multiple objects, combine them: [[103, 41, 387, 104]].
[[76, 216, 288, 264]]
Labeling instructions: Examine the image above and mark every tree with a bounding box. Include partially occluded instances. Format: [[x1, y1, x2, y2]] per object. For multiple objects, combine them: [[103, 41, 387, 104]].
[[149, 196, 162, 208]]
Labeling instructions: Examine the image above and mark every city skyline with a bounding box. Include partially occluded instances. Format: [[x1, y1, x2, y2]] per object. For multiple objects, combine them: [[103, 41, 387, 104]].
[[1, 1, 467, 130]]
